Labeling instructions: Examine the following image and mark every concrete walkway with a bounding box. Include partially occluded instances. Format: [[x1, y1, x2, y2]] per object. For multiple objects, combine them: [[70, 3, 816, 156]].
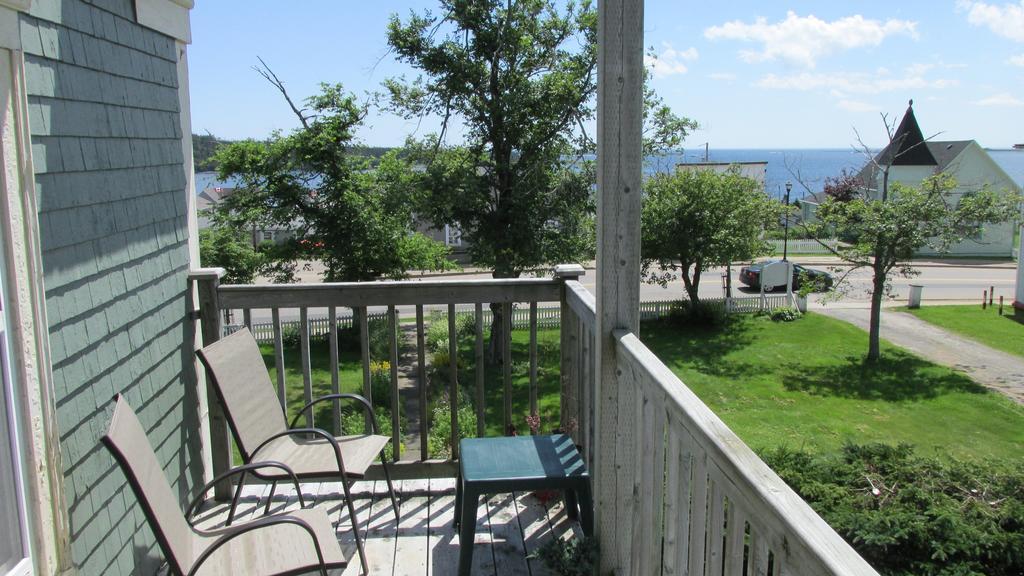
[[818, 306, 1024, 404]]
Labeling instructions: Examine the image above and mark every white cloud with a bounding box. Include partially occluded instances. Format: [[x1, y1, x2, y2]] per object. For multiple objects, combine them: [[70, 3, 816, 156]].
[[1010, 53, 1024, 66], [975, 92, 1024, 106], [958, 1, 1024, 42], [837, 99, 879, 112], [704, 11, 918, 68], [757, 70, 958, 94], [645, 43, 698, 78], [709, 72, 736, 81]]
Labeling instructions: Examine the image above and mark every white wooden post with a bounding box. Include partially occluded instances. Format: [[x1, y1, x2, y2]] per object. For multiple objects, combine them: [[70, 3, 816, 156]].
[[595, 0, 645, 571]]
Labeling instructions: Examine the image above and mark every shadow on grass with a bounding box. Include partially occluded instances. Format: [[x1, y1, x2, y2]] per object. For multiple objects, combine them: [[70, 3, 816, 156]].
[[781, 351, 986, 401], [641, 317, 760, 380]]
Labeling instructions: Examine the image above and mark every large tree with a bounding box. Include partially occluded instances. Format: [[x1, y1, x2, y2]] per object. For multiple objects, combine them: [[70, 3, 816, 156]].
[[808, 173, 1020, 361], [384, 0, 600, 279], [641, 167, 782, 304], [212, 78, 454, 282], [806, 104, 1022, 362]]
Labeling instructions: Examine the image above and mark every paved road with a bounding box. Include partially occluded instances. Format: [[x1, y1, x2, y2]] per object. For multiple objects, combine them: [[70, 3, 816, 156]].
[[818, 307, 1024, 404], [239, 259, 1018, 323]]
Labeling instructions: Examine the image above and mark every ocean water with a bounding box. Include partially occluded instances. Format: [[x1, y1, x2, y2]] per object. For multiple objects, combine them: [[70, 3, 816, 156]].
[[195, 148, 1024, 200], [660, 148, 1024, 200]]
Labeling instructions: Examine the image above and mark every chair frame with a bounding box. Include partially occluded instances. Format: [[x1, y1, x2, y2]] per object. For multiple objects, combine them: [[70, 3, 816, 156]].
[[198, 331, 400, 576], [101, 395, 341, 576]]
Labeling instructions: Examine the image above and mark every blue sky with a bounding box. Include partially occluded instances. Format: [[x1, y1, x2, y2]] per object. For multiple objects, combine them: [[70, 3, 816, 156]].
[[188, 1, 1024, 149]]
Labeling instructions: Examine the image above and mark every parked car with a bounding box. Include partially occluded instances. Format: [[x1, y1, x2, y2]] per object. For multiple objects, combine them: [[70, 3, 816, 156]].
[[738, 260, 833, 292]]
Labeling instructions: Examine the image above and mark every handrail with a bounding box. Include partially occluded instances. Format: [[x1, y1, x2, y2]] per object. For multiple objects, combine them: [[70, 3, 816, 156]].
[[615, 330, 880, 575], [217, 277, 563, 309]]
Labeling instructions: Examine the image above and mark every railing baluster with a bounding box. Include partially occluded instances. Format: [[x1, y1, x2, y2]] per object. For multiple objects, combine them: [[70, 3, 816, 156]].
[[708, 475, 725, 576], [502, 301, 513, 435], [300, 307, 313, 429], [529, 302, 538, 420], [358, 306, 372, 432], [750, 529, 770, 576], [271, 308, 286, 410], [652, 399, 667, 574], [636, 386, 655, 576], [243, 308, 252, 332], [417, 305, 428, 461], [663, 424, 683, 575], [448, 303, 459, 458], [724, 499, 745, 575], [388, 305, 400, 462], [688, 449, 709, 576], [326, 307, 339, 436], [474, 302, 485, 437]]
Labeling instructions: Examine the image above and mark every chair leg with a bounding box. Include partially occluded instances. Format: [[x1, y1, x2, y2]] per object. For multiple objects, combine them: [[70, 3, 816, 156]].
[[226, 470, 246, 526], [340, 476, 369, 576], [263, 480, 277, 516], [380, 458, 400, 521]]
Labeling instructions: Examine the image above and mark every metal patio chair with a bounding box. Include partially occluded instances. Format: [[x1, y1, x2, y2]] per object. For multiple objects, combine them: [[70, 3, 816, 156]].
[[102, 395, 347, 576], [196, 327, 399, 576]]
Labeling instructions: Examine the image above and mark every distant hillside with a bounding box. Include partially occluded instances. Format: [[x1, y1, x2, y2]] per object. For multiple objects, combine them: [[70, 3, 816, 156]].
[[192, 134, 396, 173], [193, 134, 231, 172]]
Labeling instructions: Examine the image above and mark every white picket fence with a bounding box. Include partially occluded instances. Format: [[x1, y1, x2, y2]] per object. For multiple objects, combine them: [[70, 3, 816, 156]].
[[231, 294, 794, 344], [767, 238, 843, 254]]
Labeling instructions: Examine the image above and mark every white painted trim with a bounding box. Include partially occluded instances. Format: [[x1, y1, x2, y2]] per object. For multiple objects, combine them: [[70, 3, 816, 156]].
[[0, 1, 30, 14], [134, 0, 192, 43], [0, 47, 70, 576], [175, 40, 213, 485]]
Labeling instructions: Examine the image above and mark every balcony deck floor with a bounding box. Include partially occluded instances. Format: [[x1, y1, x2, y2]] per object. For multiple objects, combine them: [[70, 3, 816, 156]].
[[191, 478, 581, 576]]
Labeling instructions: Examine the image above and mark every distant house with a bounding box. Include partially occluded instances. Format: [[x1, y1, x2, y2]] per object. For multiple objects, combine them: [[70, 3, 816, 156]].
[[802, 103, 1022, 257], [194, 178, 294, 245], [676, 161, 768, 191]]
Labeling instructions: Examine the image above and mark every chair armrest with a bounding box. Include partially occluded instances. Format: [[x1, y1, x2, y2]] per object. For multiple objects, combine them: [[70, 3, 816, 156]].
[[188, 514, 329, 576], [289, 393, 379, 435], [184, 461, 306, 525], [250, 427, 348, 476]]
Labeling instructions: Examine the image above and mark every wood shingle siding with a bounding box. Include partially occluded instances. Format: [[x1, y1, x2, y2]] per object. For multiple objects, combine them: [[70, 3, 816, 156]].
[[22, 0, 198, 574]]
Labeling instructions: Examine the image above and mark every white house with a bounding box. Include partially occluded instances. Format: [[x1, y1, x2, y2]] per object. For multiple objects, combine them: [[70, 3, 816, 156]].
[[802, 102, 1022, 257]]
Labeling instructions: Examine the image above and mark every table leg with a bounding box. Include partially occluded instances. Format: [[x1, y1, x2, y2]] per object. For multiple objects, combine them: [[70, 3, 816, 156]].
[[454, 474, 463, 528], [457, 489, 479, 576], [564, 489, 579, 521]]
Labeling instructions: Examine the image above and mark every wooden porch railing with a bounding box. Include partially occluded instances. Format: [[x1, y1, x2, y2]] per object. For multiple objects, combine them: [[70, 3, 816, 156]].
[[189, 265, 878, 575]]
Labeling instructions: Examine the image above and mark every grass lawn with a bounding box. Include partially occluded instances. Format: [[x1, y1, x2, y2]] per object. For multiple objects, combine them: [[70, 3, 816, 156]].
[[639, 312, 1024, 461], [900, 304, 1024, 358]]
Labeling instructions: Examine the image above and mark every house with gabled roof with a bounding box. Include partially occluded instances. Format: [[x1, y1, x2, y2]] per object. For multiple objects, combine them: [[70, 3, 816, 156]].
[[802, 102, 1022, 257]]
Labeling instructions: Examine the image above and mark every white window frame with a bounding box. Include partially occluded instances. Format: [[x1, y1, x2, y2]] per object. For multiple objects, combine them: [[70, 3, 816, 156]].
[[0, 255, 31, 576]]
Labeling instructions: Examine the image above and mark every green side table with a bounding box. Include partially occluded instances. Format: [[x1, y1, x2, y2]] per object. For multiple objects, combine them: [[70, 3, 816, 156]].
[[454, 434, 593, 576]]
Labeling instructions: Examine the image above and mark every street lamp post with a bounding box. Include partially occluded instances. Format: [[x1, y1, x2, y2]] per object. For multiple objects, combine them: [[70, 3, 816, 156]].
[[783, 180, 792, 261]]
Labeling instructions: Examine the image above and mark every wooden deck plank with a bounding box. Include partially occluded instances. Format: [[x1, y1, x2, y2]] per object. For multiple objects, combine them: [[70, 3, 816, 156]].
[[340, 481, 378, 576], [486, 493, 531, 575], [427, 477, 459, 576], [186, 480, 578, 576], [364, 481, 399, 576], [393, 479, 430, 575], [513, 491, 558, 576]]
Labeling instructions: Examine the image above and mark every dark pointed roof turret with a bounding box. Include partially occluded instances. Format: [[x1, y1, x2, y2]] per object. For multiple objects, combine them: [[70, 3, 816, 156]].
[[877, 99, 938, 166]]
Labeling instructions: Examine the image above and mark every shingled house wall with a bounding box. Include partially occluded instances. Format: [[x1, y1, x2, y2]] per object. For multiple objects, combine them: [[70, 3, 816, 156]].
[[20, 0, 201, 572]]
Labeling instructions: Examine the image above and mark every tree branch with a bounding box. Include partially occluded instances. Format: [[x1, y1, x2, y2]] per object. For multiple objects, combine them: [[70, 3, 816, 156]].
[[254, 56, 310, 129]]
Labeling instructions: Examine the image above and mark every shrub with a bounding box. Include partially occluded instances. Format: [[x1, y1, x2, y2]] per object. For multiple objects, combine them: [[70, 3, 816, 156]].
[[531, 536, 599, 576], [667, 300, 727, 327], [762, 443, 1024, 575], [769, 307, 802, 322], [427, 391, 478, 459], [369, 360, 391, 408], [341, 405, 401, 461]]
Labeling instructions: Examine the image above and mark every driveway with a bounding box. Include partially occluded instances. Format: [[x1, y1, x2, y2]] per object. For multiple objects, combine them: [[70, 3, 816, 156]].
[[817, 307, 1024, 404]]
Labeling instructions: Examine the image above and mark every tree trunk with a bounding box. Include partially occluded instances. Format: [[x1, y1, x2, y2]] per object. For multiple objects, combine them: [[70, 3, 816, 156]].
[[867, 266, 886, 362], [681, 264, 701, 304], [487, 266, 519, 363]]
